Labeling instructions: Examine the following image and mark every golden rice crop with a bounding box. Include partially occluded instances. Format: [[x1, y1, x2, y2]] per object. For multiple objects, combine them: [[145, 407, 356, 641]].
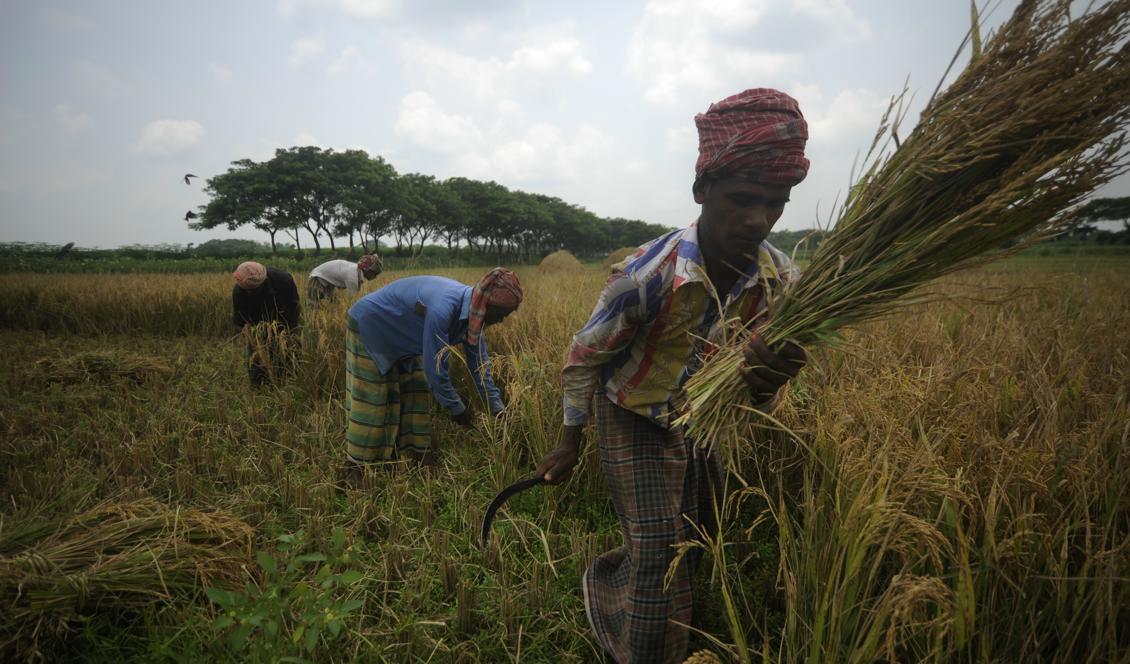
[[0, 259, 1126, 661], [684, 0, 1130, 449]]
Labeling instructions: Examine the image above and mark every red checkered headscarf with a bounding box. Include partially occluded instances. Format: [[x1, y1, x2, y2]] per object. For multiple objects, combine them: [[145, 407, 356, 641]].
[[357, 254, 382, 277], [233, 261, 267, 289], [694, 88, 809, 186], [466, 267, 523, 346]]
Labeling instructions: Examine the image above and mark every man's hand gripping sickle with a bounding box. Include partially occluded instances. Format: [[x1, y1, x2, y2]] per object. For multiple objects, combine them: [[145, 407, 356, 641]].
[[534, 425, 582, 485]]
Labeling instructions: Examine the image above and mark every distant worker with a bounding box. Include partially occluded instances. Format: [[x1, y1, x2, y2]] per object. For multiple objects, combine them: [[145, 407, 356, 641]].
[[341, 268, 522, 480], [307, 255, 383, 303], [232, 261, 301, 386]]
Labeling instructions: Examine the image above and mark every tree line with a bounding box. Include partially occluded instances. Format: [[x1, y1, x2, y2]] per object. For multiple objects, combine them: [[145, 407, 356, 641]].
[[191, 146, 674, 259]]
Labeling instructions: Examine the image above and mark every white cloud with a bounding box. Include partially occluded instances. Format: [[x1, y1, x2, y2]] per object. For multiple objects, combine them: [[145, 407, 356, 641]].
[[791, 0, 870, 42], [627, 0, 870, 105], [624, 158, 649, 174], [209, 62, 233, 82], [394, 91, 483, 154], [393, 91, 613, 185], [510, 37, 591, 75], [800, 86, 891, 144], [289, 37, 325, 66], [664, 126, 697, 154], [131, 119, 204, 156], [400, 40, 505, 100], [41, 8, 95, 31], [497, 99, 523, 116], [277, 0, 399, 20], [485, 123, 611, 181], [327, 46, 364, 76], [293, 132, 323, 147], [400, 28, 593, 102], [75, 61, 125, 98], [53, 104, 90, 133], [338, 0, 398, 19]]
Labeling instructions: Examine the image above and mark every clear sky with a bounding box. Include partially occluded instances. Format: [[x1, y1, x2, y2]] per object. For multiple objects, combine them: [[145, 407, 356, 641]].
[[1, 0, 1126, 248]]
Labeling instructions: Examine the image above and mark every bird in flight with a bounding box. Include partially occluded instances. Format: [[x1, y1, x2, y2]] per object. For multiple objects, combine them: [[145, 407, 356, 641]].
[[184, 210, 199, 221], [183, 173, 198, 185]]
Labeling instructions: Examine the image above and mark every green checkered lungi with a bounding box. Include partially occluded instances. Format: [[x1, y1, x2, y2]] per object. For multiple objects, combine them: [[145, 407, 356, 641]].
[[345, 317, 432, 462], [583, 395, 722, 664]]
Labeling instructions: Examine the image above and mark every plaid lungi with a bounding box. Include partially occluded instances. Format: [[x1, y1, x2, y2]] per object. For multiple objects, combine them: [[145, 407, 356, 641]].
[[584, 396, 722, 664], [344, 317, 432, 462], [307, 275, 337, 303]]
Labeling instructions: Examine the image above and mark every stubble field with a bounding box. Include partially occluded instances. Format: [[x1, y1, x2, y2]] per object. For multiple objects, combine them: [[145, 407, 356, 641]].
[[1, 257, 1127, 662]]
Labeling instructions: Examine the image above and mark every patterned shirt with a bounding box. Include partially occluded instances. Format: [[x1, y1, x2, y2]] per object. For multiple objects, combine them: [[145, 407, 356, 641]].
[[561, 222, 798, 428]]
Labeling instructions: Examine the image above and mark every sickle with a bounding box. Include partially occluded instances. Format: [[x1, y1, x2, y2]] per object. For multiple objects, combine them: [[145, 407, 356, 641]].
[[480, 475, 545, 546]]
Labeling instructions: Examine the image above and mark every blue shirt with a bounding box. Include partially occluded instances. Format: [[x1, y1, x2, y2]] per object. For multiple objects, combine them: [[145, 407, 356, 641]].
[[348, 275, 504, 416]]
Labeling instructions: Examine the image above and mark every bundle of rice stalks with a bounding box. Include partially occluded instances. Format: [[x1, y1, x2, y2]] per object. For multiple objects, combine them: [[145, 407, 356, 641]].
[[601, 246, 638, 269], [538, 249, 583, 273], [0, 498, 253, 654], [34, 350, 174, 384], [682, 0, 1130, 447]]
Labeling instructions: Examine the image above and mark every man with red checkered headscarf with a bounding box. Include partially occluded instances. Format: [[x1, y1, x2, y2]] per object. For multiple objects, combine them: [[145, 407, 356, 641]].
[[306, 254, 383, 304], [536, 89, 811, 663], [341, 268, 523, 482]]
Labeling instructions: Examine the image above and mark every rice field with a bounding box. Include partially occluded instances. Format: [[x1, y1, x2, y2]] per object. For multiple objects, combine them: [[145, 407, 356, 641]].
[[1, 258, 1128, 662]]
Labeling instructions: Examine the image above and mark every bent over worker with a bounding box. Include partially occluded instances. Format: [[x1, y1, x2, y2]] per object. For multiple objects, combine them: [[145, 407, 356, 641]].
[[343, 268, 522, 475], [307, 254, 382, 303], [535, 89, 810, 663], [232, 261, 301, 386]]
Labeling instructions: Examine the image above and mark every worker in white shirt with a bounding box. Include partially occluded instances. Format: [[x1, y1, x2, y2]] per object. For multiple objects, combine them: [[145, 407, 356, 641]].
[[307, 255, 383, 303]]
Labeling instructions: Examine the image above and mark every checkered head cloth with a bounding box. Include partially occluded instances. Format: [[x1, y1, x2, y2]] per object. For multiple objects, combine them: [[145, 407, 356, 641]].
[[466, 267, 523, 346], [233, 261, 267, 289], [694, 88, 809, 186], [357, 254, 382, 276]]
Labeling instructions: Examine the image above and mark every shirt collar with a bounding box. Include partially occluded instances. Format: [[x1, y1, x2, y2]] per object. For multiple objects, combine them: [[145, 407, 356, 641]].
[[672, 221, 780, 293]]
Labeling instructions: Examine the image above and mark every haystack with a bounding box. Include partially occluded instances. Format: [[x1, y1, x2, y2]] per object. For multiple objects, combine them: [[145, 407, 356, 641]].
[[602, 246, 637, 269], [538, 250, 583, 273]]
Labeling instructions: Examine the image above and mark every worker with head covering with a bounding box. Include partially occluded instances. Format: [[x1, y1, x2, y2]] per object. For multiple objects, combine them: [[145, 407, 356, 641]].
[[341, 267, 523, 478], [307, 254, 383, 304], [232, 261, 301, 386], [534, 89, 811, 663]]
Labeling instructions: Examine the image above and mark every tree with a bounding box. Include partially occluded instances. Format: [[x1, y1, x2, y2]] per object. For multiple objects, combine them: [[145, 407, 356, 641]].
[[269, 147, 335, 254], [193, 159, 289, 254], [332, 150, 399, 254], [433, 179, 471, 251], [1077, 196, 1130, 223]]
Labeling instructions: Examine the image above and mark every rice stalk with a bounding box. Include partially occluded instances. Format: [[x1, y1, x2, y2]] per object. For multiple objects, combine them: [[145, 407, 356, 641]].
[[0, 498, 252, 656], [681, 0, 1130, 447]]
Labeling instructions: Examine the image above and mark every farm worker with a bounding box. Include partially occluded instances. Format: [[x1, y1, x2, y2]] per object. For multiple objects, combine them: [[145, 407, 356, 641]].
[[306, 254, 383, 303], [534, 88, 810, 663], [341, 267, 522, 476], [232, 261, 301, 386]]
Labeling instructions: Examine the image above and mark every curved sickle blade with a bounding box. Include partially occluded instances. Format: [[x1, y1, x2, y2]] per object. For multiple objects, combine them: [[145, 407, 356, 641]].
[[480, 475, 545, 546]]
